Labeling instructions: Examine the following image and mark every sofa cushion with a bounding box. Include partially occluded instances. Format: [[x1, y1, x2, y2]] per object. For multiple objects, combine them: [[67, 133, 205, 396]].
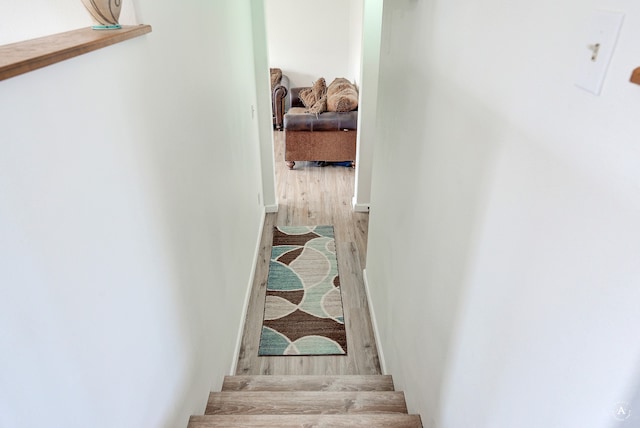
[[284, 108, 358, 131]]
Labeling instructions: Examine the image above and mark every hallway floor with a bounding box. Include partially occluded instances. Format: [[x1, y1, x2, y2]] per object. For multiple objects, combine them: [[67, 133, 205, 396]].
[[235, 131, 380, 375]]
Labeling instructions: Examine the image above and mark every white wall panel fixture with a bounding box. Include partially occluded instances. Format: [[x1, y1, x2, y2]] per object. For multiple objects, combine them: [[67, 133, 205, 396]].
[[0, 1, 264, 427], [366, 0, 640, 427], [575, 10, 625, 95]]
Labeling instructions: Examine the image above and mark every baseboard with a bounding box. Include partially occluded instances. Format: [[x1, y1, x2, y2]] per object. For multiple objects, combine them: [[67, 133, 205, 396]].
[[264, 204, 278, 213], [362, 268, 387, 375], [230, 207, 267, 375]]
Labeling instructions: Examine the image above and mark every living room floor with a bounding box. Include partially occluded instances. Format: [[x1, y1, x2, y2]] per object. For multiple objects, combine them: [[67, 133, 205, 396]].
[[234, 130, 380, 376]]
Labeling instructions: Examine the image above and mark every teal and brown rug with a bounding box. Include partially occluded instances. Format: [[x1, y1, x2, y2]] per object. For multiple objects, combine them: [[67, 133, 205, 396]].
[[258, 225, 347, 356]]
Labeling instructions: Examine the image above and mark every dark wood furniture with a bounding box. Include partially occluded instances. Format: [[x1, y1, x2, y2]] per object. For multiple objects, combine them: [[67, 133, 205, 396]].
[[283, 87, 357, 170]]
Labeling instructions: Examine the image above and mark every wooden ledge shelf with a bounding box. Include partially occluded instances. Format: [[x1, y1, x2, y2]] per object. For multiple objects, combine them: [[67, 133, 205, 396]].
[[631, 67, 640, 86], [0, 25, 152, 82]]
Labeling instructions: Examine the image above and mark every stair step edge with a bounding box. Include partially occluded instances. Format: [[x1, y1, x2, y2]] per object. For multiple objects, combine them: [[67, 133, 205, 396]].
[[206, 391, 408, 416], [189, 413, 423, 428], [222, 375, 395, 392]]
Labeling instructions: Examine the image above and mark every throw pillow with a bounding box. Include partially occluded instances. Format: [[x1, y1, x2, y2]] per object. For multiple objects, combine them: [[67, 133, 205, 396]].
[[327, 78, 359, 112], [312, 77, 327, 100], [307, 95, 327, 115], [300, 78, 328, 114], [299, 88, 316, 109], [327, 78, 352, 97]]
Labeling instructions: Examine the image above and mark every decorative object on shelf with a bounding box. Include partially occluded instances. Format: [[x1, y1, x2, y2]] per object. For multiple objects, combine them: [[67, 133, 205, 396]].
[[81, 0, 122, 30], [630, 67, 640, 86]]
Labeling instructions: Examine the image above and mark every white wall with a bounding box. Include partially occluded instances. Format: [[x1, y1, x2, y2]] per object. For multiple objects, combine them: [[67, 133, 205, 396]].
[[0, 1, 264, 427], [264, 0, 363, 88], [366, 1, 640, 427]]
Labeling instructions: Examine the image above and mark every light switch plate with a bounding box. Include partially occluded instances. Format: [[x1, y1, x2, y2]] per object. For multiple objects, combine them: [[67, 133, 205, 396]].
[[575, 10, 625, 95]]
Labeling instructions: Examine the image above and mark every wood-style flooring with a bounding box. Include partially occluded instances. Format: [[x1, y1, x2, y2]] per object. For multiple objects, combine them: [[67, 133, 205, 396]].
[[235, 131, 380, 376]]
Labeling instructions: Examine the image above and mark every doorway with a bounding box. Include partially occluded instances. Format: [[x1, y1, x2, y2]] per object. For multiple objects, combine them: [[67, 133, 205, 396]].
[[253, 0, 384, 213]]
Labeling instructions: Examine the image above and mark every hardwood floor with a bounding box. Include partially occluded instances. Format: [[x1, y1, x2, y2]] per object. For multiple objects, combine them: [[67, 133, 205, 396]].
[[235, 131, 380, 375]]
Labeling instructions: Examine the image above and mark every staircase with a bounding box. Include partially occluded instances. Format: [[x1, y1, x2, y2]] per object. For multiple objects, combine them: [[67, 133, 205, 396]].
[[188, 375, 422, 427]]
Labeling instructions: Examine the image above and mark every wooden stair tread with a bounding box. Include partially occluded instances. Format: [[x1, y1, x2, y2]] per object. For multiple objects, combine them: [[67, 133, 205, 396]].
[[205, 391, 408, 415], [222, 375, 395, 392], [189, 414, 423, 427]]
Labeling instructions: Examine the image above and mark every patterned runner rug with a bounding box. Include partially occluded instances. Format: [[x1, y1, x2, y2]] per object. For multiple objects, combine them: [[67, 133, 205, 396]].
[[258, 225, 347, 356]]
